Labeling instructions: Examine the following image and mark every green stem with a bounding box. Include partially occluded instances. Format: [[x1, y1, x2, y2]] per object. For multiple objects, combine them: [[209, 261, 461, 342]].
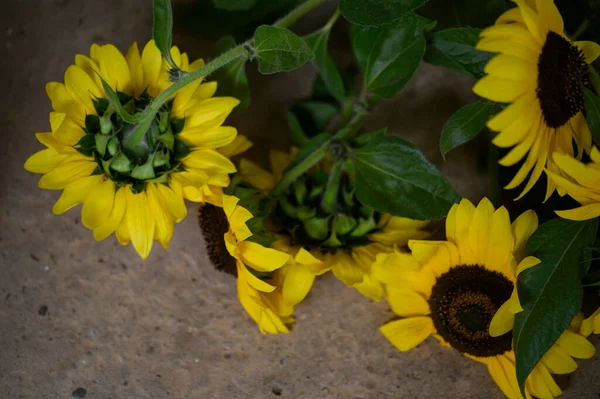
[[571, 18, 590, 41], [323, 9, 340, 31], [271, 140, 330, 197], [590, 66, 600, 94], [321, 162, 343, 213], [273, 0, 328, 29], [333, 107, 369, 141]]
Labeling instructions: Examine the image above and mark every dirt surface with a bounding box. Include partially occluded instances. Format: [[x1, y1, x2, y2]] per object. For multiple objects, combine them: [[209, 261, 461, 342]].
[[1, 0, 598, 398]]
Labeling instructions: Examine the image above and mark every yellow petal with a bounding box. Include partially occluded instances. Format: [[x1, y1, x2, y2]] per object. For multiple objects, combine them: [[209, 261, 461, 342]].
[[38, 159, 97, 190], [182, 149, 236, 173], [75, 54, 102, 89], [116, 218, 131, 245], [487, 356, 523, 399], [484, 55, 537, 82], [536, 0, 563, 34], [331, 252, 365, 286], [218, 134, 254, 158], [541, 344, 577, 374], [473, 76, 531, 103], [499, 119, 539, 167], [45, 82, 86, 126], [514, 142, 548, 199], [194, 81, 218, 101], [379, 317, 434, 352], [476, 38, 539, 61], [52, 175, 104, 214], [141, 40, 163, 92], [574, 40, 600, 63], [52, 113, 85, 145], [93, 186, 127, 241], [480, 24, 542, 52], [155, 183, 187, 222], [239, 263, 276, 292], [386, 287, 430, 317], [546, 169, 600, 201], [446, 198, 475, 247], [512, 210, 538, 258], [96, 44, 132, 94], [126, 42, 144, 97], [238, 159, 276, 191], [147, 183, 175, 249], [528, 364, 561, 399], [125, 188, 155, 259], [554, 152, 600, 189], [64, 65, 103, 114], [178, 126, 237, 149], [354, 274, 384, 301], [492, 98, 540, 148], [556, 204, 600, 220], [489, 300, 515, 337], [81, 178, 115, 229], [184, 97, 240, 129], [488, 91, 537, 132], [513, 0, 546, 45], [282, 264, 315, 306], [556, 330, 596, 359], [171, 79, 203, 119], [496, 7, 524, 25], [24, 148, 67, 174], [238, 241, 290, 272], [468, 198, 495, 264]]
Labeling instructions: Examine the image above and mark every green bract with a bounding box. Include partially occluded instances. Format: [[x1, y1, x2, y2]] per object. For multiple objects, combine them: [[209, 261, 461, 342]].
[[76, 93, 188, 193]]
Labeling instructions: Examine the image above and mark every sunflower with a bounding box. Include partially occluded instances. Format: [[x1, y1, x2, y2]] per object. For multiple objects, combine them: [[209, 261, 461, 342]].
[[473, 0, 600, 200], [24, 40, 245, 259], [544, 147, 600, 219], [220, 194, 297, 333], [374, 198, 595, 399], [239, 149, 430, 301]]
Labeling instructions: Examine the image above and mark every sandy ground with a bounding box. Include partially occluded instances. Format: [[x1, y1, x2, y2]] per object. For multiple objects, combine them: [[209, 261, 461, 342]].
[[0, 0, 598, 398]]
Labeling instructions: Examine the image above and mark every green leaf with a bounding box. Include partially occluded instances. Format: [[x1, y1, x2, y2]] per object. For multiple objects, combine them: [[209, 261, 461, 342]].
[[440, 100, 494, 160], [353, 128, 387, 147], [339, 0, 429, 26], [352, 13, 429, 98], [515, 218, 599, 392], [351, 136, 460, 220], [423, 28, 494, 79], [286, 110, 309, 146], [254, 26, 313, 74], [304, 30, 345, 103], [153, 0, 178, 69], [213, 0, 258, 11], [584, 88, 600, 147], [285, 132, 332, 172], [214, 36, 251, 110]]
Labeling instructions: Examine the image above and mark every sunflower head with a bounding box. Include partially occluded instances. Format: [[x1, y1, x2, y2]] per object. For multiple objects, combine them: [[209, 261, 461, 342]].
[[24, 40, 245, 259], [473, 0, 600, 200]]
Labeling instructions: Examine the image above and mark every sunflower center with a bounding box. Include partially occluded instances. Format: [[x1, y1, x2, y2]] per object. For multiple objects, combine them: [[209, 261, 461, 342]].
[[198, 203, 237, 276], [275, 172, 382, 250], [75, 94, 190, 193], [428, 265, 513, 357], [537, 31, 591, 128]]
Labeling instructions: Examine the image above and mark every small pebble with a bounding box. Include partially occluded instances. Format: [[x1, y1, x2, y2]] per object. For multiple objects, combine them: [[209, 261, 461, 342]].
[[272, 386, 282, 396], [72, 387, 87, 398], [38, 306, 48, 316]]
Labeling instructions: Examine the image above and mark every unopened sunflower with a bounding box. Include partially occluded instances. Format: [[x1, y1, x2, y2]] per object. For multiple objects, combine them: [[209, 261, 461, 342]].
[[375, 198, 595, 399], [239, 149, 430, 301], [545, 147, 600, 219], [25, 40, 245, 259], [473, 0, 600, 200]]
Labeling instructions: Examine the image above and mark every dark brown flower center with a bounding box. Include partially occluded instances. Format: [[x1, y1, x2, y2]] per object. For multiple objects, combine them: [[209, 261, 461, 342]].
[[537, 31, 591, 128], [198, 204, 236, 276], [428, 265, 513, 357]]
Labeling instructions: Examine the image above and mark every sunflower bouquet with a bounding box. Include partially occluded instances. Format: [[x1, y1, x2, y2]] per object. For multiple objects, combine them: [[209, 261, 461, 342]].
[[23, 0, 600, 397]]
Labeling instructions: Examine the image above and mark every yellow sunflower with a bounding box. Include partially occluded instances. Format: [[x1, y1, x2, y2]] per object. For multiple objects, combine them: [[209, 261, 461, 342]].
[[473, 0, 600, 200], [544, 147, 600, 219], [24, 40, 245, 259], [239, 149, 430, 301], [374, 198, 595, 399], [221, 194, 295, 333]]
